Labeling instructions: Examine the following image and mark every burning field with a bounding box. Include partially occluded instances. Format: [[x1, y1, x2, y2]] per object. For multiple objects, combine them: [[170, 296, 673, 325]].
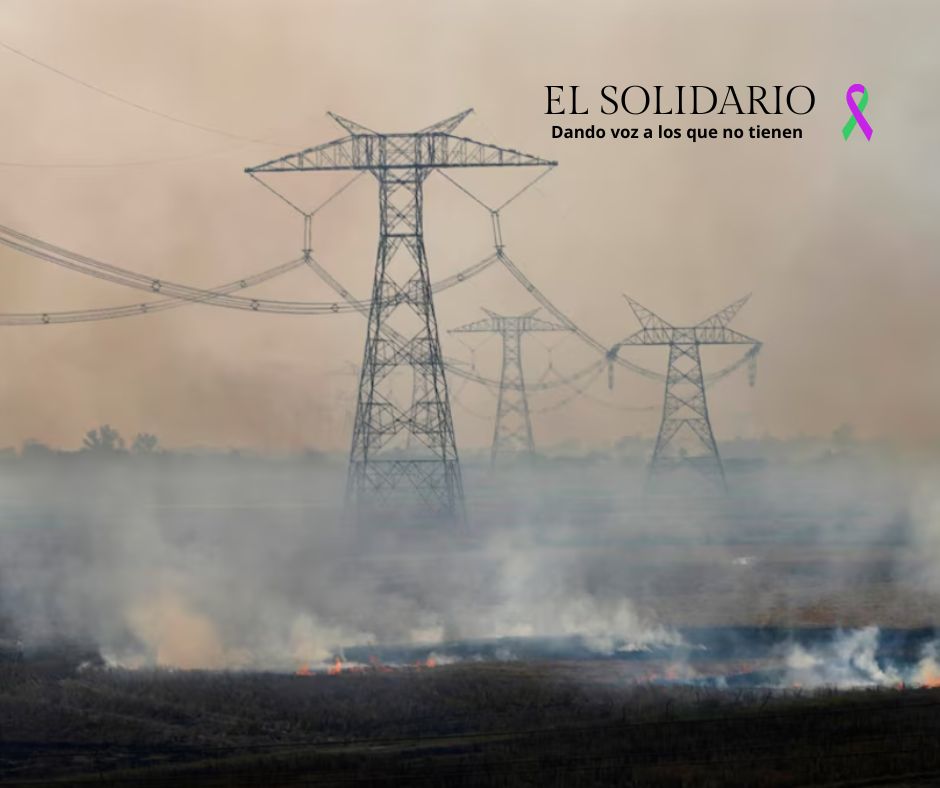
[[5, 623, 940, 785], [5, 643, 940, 786], [4, 451, 940, 785], [295, 626, 940, 691]]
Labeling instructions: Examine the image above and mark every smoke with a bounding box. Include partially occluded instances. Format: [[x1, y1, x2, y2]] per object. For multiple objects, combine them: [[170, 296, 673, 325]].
[[460, 538, 680, 654], [782, 627, 902, 688], [781, 627, 940, 689], [118, 592, 241, 669], [907, 474, 940, 597], [1, 433, 938, 676], [912, 642, 940, 688], [0, 2, 937, 695], [1, 1, 939, 451], [0, 453, 680, 671]]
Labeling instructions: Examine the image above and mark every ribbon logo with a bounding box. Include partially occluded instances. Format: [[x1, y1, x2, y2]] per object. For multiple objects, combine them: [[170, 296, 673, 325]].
[[842, 83, 873, 141]]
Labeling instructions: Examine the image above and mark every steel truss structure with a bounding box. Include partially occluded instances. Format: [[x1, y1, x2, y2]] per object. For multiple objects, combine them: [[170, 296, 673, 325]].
[[451, 309, 569, 464], [609, 295, 761, 489], [246, 110, 555, 524]]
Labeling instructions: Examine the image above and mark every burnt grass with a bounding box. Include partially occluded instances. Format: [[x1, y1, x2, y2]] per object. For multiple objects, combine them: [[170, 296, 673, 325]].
[[3, 653, 940, 786]]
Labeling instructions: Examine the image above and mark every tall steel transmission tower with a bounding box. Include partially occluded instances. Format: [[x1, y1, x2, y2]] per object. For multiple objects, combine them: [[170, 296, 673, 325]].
[[608, 295, 760, 489], [246, 111, 555, 524], [451, 309, 568, 464]]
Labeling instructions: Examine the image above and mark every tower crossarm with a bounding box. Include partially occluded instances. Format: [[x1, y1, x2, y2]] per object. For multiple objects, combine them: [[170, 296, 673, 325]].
[[623, 295, 674, 331], [693, 326, 758, 345], [246, 132, 556, 174], [612, 327, 679, 347], [696, 293, 751, 329], [611, 325, 758, 348], [419, 109, 475, 134], [451, 309, 570, 335], [518, 314, 571, 333], [450, 315, 502, 334]]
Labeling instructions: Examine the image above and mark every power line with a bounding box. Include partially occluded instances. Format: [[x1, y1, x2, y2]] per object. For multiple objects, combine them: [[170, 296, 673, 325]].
[[533, 364, 654, 415], [435, 171, 760, 390], [0, 166, 492, 322], [0, 226, 359, 314], [0, 36, 287, 149], [0, 257, 306, 325], [0, 229, 500, 321], [0, 143, 262, 170]]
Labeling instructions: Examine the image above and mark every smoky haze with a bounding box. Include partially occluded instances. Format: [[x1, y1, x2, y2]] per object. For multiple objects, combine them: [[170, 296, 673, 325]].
[[2, 441, 940, 672], [0, 452, 680, 668], [1, 1, 940, 680], [0, 0, 938, 451]]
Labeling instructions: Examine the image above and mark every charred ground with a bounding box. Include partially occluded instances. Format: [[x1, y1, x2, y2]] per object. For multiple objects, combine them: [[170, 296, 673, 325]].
[[4, 655, 940, 786]]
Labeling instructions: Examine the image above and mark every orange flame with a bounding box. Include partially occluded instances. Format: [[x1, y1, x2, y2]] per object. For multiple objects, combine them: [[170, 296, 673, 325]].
[[369, 655, 392, 673], [328, 657, 343, 676], [917, 663, 940, 688], [295, 664, 312, 677], [426, 655, 437, 668]]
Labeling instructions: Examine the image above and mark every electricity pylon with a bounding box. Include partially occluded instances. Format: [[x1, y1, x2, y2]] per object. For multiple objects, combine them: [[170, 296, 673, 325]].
[[608, 295, 760, 489], [451, 309, 569, 465], [246, 111, 555, 524], [405, 354, 468, 451]]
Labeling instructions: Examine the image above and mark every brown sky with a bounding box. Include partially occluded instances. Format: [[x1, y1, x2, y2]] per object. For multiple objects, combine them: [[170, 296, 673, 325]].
[[0, 0, 938, 452]]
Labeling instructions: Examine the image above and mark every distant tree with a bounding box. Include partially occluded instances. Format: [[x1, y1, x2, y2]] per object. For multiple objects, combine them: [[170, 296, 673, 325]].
[[82, 424, 125, 453], [614, 433, 643, 451], [20, 439, 56, 459], [132, 433, 159, 454], [832, 422, 855, 449]]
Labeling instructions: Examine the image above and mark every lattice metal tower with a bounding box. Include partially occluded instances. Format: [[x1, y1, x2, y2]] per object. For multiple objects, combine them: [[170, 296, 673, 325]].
[[451, 309, 568, 465], [608, 295, 760, 489], [246, 110, 555, 523]]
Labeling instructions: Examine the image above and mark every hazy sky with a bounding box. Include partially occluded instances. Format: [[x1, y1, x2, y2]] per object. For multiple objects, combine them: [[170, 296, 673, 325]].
[[0, 0, 938, 451]]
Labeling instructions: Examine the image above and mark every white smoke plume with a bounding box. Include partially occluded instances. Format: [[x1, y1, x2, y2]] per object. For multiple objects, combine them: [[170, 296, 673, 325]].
[[0, 457, 678, 671], [781, 627, 940, 689]]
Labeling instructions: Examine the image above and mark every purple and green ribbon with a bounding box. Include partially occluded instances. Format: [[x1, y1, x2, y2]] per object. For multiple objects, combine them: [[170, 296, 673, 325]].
[[842, 84, 873, 141]]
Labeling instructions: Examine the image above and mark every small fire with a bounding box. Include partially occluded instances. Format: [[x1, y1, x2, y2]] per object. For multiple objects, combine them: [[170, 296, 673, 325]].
[[915, 661, 940, 689], [294, 653, 444, 677], [369, 655, 392, 673], [630, 662, 689, 684]]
